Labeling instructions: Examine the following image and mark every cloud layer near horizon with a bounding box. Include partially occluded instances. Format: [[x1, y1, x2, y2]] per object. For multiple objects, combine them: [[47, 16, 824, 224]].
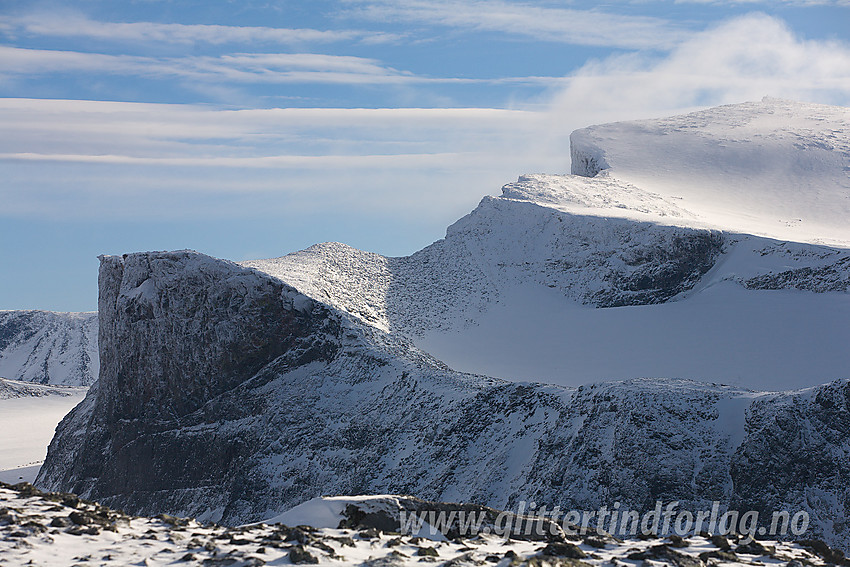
[[1, 13, 848, 224], [0, 100, 559, 221]]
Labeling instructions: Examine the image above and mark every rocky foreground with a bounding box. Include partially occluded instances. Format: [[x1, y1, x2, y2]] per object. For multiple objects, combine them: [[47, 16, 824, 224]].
[[2, 482, 848, 567]]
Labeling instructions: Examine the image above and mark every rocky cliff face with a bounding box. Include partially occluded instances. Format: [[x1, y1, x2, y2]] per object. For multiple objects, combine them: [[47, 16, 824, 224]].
[[36, 250, 850, 550], [730, 380, 850, 543], [0, 310, 97, 386], [95, 252, 335, 422]]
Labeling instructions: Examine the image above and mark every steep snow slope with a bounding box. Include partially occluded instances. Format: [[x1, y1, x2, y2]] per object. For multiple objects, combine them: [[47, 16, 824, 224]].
[[37, 251, 850, 550], [0, 310, 98, 386], [570, 97, 850, 246]]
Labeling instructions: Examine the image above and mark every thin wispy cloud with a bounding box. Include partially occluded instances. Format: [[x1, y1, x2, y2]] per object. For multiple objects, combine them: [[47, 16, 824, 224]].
[[344, 0, 689, 49], [1, 13, 402, 46], [0, 100, 543, 158], [0, 98, 559, 220], [0, 151, 496, 169], [0, 45, 564, 87], [0, 46, 413, 85]]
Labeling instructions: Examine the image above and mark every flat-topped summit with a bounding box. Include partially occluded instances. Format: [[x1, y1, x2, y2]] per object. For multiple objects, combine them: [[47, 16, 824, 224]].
[[570, 98, 850, 245]]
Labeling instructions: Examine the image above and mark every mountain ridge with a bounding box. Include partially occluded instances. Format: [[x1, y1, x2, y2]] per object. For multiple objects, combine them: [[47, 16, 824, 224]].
[[35, 249, 850, 550], [245, 175, 850, 389], [30, 99, 850, 550], [5, 99, 848, 389], [0, 310, 97, 387]]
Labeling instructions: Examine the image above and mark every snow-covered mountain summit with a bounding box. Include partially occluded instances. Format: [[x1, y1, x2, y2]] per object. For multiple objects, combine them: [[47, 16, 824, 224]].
[[570, 97, 850, 246], [245, 100, 850, 390]]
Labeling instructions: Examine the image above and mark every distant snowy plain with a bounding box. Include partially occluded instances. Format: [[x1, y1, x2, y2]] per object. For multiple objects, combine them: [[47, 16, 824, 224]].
[[0, 380, 86, 483]]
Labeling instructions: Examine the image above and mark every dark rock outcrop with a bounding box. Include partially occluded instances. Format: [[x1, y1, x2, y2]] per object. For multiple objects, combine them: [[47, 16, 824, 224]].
[[743, 255, 850, 293]]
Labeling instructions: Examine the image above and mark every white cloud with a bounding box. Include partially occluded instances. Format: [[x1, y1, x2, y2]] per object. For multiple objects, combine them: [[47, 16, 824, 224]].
[[546, 13, 850, 128], [344, 0, 688, 49]]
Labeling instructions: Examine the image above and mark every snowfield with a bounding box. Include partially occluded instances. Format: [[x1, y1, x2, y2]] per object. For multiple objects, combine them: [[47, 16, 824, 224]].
[[0, 379, 87, 484], [417, 280, 850, 389]]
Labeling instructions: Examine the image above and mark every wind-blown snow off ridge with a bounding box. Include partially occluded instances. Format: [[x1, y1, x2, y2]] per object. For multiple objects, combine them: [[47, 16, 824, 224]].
[[570, 97, 850, 247]]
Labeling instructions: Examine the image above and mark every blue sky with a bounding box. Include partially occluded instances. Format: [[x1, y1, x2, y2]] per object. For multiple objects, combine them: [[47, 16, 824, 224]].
[[1, 0, 849, 311]]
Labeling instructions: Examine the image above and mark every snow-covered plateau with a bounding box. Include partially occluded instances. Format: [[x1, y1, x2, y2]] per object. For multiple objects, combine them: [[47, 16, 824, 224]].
[[4, 98, 850, 557], [569, 97, 850, 247]]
